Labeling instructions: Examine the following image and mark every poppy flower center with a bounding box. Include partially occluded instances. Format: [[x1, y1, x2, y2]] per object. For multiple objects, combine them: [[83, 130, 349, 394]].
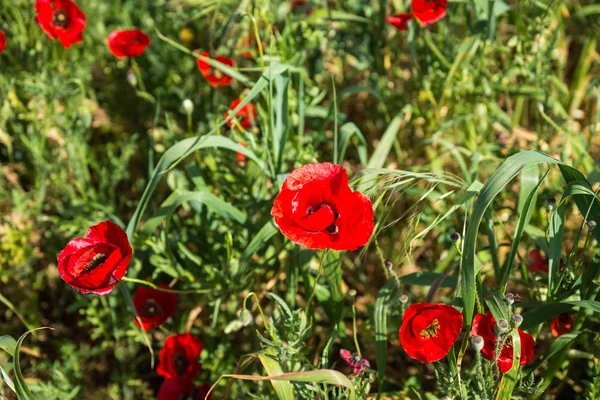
[[350, 353, 362, 365], [51, 9, 69, 29], [558, 313, 571, 324], [420, 319, 440, 339], [83, 253, 109, 273], [141, 299, 163, 318], [173, 352, 190, 376], [301, 204, 340, 233]]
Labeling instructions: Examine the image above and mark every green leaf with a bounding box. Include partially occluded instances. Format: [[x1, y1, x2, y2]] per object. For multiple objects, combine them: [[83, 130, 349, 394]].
[[142, 190, 246, 234], [400, 271, 458, 288], [256, 350, 295, 400], [337, 122, 368, 166], [548, 204, 565, 292], [14, 328, 52, 400], [0, 364, 16, 394], [322, 251, 344, 324], [374, 280, 396, 394], [485, 291, 510, 322], [496, 329, 521, 399], [271, 70, 290, 173], [529, 332, 581, 372], [520, 303, 573, 330], [0, 335, 17, 355], [365, 111, 405, 170]]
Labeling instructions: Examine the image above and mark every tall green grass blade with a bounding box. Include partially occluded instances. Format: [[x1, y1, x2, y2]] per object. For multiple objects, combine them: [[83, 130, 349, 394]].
[[13, 327, 52, 400], [548, 204, 565, 293], [257, 350, 295, 400], [272, 71, 290, 173], [496, 329, 521, 400], [0, 364, 16, 394], [366, 112, 405, 169], [0, 335, 17, 355], [337, 122, 368, 166], [322, 251, 344, 324], [374, 280, 395, 395]]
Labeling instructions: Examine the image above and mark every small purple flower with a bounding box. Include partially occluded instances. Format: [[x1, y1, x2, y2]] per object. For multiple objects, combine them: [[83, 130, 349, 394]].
[[339, 349, 370, 375]]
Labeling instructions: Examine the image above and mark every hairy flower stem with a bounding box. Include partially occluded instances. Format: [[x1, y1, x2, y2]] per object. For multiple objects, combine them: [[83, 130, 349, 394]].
[[243, 292, 279, 344], [121, 277, 212, 294], [352, 303, 361, 357]]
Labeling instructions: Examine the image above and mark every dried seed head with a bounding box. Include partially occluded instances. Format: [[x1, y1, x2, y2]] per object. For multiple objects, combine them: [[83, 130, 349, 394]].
[[183, 99, 194, 114], [495, 319, 509, 334], [471, 335, 484, 352], [545, 197, 556, 212], [450, 232, 461, 242], [511, 313, 523, 328], [399, 294, 409, 304]]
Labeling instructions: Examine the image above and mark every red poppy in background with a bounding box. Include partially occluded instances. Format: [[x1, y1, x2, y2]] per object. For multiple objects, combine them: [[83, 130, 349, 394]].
[[471, 313, 535, 373], [157, 380, 211, 400], [236, 142, 247, 164], [58, 220, 132, 295], [0, 31, 6, 54], [132, 284, 177, 331], [551, 313, 573, 337], [339, 349, 370, 375], [107, 29, 150, 58], [386, 13, 412, 31], [225, 100, 257, 129], [35, 0, 86, 48], [197, 52, 234, 88], [291, 0, 313, 15], [412, 0, 447, 26], [528, 249, 564, 274], [399, 303, 463, 363], [271, 163, 374, 251], [157, 333, 203, 382]]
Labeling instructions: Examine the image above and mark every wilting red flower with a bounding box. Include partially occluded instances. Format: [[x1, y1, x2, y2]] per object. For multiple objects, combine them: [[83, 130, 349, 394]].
[[225, 100, 257, 129], [35, 0, 86, 48], [133, 284, 177, 331], [157, 380, 211, 400], [551, 313, 573, 337], [58, 220, 132, 295], [197, 52, 234, 88], [339, 349, 370, 375], [157, 333, 203, 382], [399, 303, 463, 363], [0, 31, 6, 54], [236, 142, 247, 164], [471, 313, 535, 373], [412, 0, 447, 26], [271, 163, 374, 251], [107, 29, 150, 58], [386, 13, 412, 31], [291, 0, 313, 15], [528, 249, 564, 274]]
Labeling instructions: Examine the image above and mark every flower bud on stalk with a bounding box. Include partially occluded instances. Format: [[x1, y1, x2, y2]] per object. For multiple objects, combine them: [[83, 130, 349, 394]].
[[545, 197, 556, 212], [399, 294, 409, 304], [239, 309, 253, 326], [450, 232, 461, 242], [511, 313, 523, 328], [471, 335, 484, 352], [183, 99, 194, 114], [588, 220, 597, 232], [494, 319, 509, 334]]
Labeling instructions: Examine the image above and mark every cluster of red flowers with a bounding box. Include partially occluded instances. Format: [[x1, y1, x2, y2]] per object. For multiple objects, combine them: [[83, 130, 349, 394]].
[[385, 0, 447, 31], [399, 303, 536, 373]]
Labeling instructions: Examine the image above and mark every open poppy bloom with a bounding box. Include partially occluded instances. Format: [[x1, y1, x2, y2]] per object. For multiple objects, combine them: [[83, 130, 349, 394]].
[[528, 249, 564, 274], [0, 31, 6, 54], [386, 13, 412, 31], [551, 313, 573, 337], [107, 29, 150, 58], [339, 349, 370, 375], [157, 380, 211, 400], [157, 333, 203, 382], [132, 285, 177, 331], [399, 303, 463, 363], [35, 0, 86, 48], [58, 220, 132, 295], [291, 0, 313, 15], [225, 100, 257, 129], [271, 163, 374, 251], [471, 313, 535, 373], [197, 52, 234, 88], [412, 0, 447, 26]]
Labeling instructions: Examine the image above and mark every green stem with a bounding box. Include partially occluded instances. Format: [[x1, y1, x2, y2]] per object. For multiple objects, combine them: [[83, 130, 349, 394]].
[[121, 277, 212, 294]]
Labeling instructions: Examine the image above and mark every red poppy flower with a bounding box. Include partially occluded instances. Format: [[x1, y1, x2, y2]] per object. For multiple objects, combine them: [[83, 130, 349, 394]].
[[551, 313, 573, 337], [291, 0, 313, 15], [58, 220, 132, 295], [399, 303, 463, 363], [528, 249, 564, 274], [157, 380, 211, 400], [197, 52, 234, 88], [271, 163, 374, 251], [157, 333, 203, 382], [35, 0, 86, 48], [412, 0, 447, 26], [471, 313, 535, 373], [386, 13, 412, 31], [0, 31, 6, 54], [225, 100, 257, 129], [107, 29, 150, 58], [339, 349, 370, 375], [236, 142, 247, 164], [132, 284, 177, 331]]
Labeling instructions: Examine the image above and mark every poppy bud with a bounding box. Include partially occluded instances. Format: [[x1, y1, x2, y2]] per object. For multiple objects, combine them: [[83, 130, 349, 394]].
[[183, 99, 194, 114], [505, 292, 520, 305], [239, 309, 253, 326], [471, 335, 484, 352], [127, 70, 137, 87], [450, 232, 461, 242], [588, 220, 597, 231], [545, 197, 556, 212], [399, 294, 409, 304], [511, 313, 523, 328], [385, 260, 394, 270], [348, 289, 357, 300], [536, 102, 544, 113], [494, 319, 509, 334]]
